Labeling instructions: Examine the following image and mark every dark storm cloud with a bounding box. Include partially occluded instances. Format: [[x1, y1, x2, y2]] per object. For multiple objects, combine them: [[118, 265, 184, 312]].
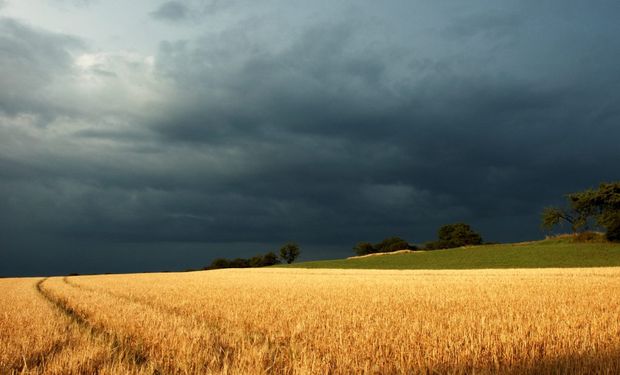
[[0, 17, 83, 116], [2, 2, 620, 276], [150, 1, 190, 22], [143, 8, 620, 244], [443, 11, 522, 40]]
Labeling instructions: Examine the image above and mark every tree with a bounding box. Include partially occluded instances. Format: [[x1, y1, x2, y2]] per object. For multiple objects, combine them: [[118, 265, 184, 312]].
[[279, 243, 300, 264], [262, 251, 281, 266], [542, 188, 600, 233], [249, 255, 265, 267], [209, 258, 230, 269], [229, 258, 250, 268], [437, 223, 483, 248], [353, 237, 416, 256], [541, 206, 581, 233], [375, 237, 411, 252], [207, 251, 283, 270], [542, 182, 620, 241], [353, 242, 376, 256], [591, 182, 620, 241]]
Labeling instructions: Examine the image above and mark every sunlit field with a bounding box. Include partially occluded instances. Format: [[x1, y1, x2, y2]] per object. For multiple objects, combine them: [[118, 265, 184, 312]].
[[2, 267, 620, 374]]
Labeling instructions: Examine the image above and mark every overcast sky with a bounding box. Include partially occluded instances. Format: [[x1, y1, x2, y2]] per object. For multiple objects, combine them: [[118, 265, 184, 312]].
[[1, 1, 619, 276]]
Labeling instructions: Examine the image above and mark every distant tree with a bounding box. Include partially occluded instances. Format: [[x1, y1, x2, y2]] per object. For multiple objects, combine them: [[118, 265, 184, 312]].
[[437, 223, 483, 248], [206, 251, 284, 270], [541, 191, 598, 233], [209, 258, 230, 269], [353, 237, 417, 256], [279, 243, 301, 264], [542, 182, 620, 241], [249, 255, 265, 267], [591, 182, 620, 242], [229, 258, 250, 268], [353, 242, 377, 256], [541, 206, 581, 233], [375, 237, 411, 252], [262, 251, 281, 266]]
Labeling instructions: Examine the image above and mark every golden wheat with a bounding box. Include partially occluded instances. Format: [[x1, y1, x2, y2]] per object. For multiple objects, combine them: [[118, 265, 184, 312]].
[[0, 278, 157, 375], [2, 267, 620, 374]]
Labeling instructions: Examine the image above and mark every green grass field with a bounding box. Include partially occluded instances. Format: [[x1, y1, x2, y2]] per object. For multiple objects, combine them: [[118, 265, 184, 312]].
[[286, 238, 620, 270]]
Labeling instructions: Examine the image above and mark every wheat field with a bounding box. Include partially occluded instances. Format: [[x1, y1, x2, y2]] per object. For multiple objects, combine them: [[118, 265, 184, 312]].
[[2, 267, 620, 374]]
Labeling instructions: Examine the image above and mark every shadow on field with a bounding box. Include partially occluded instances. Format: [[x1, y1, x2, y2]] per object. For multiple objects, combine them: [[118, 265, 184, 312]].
[[438, 348, 620, 375]]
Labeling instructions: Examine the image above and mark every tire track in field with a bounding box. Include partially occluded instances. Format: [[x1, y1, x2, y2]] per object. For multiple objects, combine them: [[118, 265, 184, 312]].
[[61, 277, 241, 373], [7, 280, 75, 374], [63, 276, 291, 342], [62, 277, 185, 320], [36, 278, 164, 375], [64, 276, 297, 373]]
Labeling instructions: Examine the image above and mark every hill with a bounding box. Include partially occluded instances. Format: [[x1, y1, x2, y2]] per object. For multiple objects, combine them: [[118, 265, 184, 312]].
[[285, 238, 620, 270]]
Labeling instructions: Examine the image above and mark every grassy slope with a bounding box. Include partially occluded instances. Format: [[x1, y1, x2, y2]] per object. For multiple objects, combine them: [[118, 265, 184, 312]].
[[286, 240, 620, 270]]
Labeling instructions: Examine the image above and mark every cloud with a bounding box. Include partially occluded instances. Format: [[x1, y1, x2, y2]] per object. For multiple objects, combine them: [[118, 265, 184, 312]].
[[54, 0, 97, 6], [142, 14, 620, 240], [0, 18, 83, 116], [150, 1, 190, 22], [443, 12, 522, 40]]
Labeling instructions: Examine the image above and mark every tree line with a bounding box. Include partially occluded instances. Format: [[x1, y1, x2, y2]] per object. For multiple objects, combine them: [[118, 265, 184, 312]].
[[352, 181, 620, 258], [204, 181, 619, 268], [353, 223, 483, 256], [205, 242, 301, 270]]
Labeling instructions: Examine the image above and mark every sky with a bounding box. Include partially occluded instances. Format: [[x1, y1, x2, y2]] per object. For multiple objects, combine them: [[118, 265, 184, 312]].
[[1, 0, 619, 276]]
